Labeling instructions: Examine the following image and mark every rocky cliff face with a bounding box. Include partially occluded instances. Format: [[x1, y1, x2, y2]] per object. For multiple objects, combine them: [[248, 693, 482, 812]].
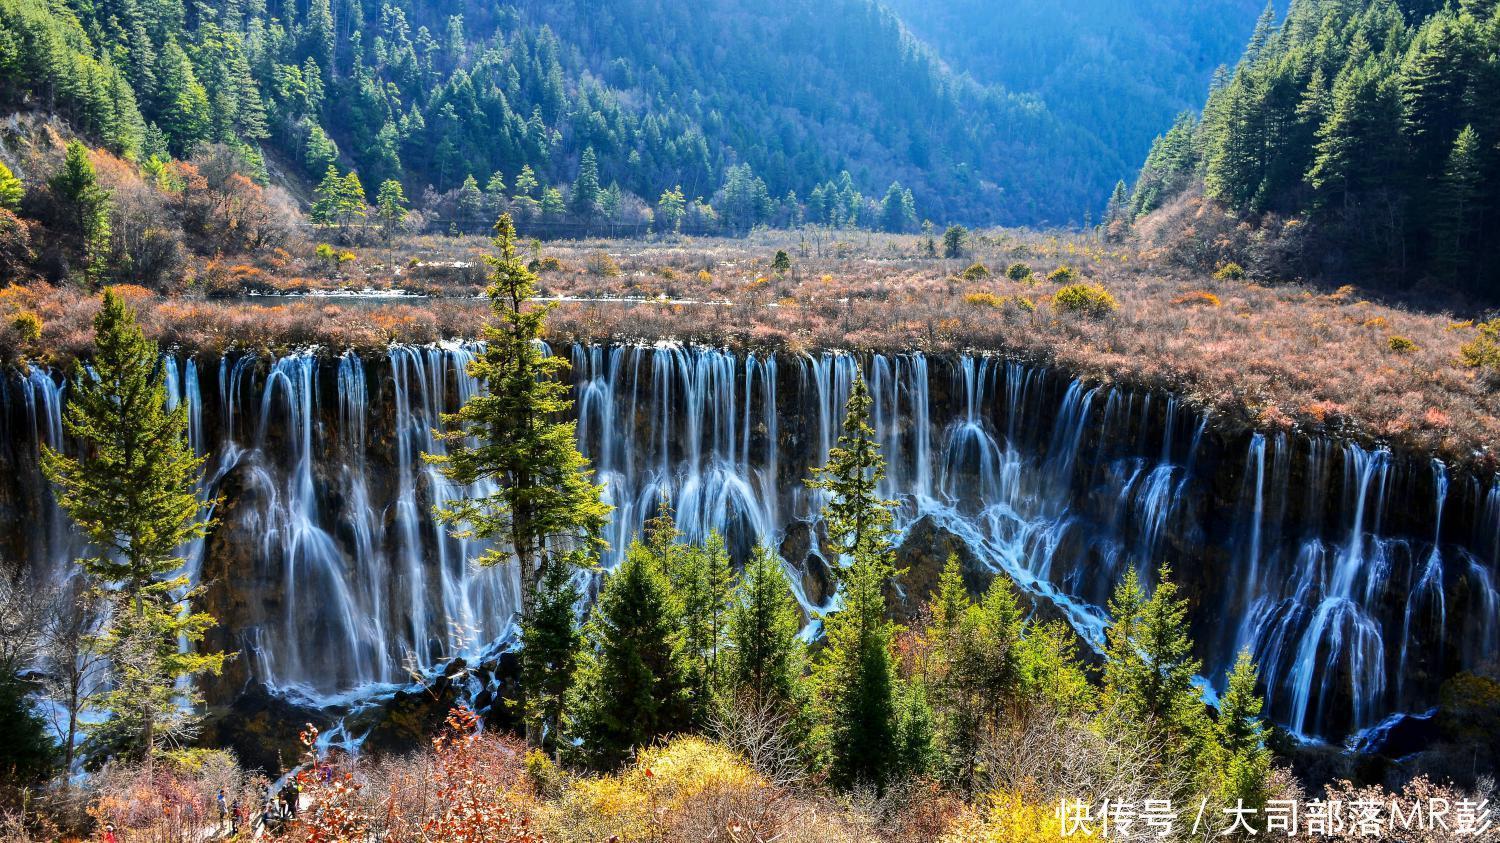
[[2, 344, 1496, 758]]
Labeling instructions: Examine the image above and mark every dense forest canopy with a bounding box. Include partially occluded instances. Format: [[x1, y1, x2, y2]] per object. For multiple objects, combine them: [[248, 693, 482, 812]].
[[0, 0, 1264, 229], [884, 0, 1267, 180], [1127, 0, 1500, 300]]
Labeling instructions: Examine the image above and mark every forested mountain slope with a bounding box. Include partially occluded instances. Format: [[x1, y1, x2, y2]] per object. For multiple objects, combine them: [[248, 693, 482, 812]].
[[885, 0, 1267, 177], [0, 0, 1133, 228], [1125, 0, 1500, 301]]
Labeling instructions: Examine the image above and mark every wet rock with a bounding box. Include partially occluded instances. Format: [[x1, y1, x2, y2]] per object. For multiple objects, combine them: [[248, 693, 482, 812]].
[[891, 515, 983, 618], [781, 521, 836, 608], [197, 685, 329, 775]]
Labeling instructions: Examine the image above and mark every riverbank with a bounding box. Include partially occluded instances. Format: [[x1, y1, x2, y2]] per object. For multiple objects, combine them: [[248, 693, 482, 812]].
[[1, 229, 1495, 470]]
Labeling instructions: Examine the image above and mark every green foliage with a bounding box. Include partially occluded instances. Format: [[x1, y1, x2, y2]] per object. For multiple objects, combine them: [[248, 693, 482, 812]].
[[0, 672, 55, 786], [1101, 567, 1210, 785], [303, 123, 340, 176], [726, 545, 805, 711], [879, 181, 917, 232], [657, 186, 686, 233], [0, 0, 146, 157], [1005, 262, 1033, 281], [40, 290, 222, 761], [1213, 649, 1271, 808], [1387, 334, 1418, 353], [1046, 264, 1077, 284], [1053, 282, 1118, 316], [646, 504, 735, 724], [521, 553, 583, 755], [49, 141, 111, 285], [0, 160, 21, 210], [807, 373, 903, 790], [771, 249, 792, 273], [565, 539, 692, 770], [310, 166, 366, 230], [1144, 0, 1500, 298], [374, 179, 410, 239], [570, 147, 602, 220], [942, 224, 968, 258], [427, 214, 610, 743], [455, 174, 484, 227]]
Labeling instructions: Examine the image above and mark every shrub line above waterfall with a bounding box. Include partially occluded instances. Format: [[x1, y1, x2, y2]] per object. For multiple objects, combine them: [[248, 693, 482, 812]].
[[5, 229, 1497, 472]]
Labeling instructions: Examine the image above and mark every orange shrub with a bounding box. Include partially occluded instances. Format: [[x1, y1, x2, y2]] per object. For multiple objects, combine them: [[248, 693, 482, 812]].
[[1171, 290, 1221, 307]]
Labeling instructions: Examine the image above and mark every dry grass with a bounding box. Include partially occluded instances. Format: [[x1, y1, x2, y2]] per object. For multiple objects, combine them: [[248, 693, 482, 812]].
[[3, 226, 1497, 469]]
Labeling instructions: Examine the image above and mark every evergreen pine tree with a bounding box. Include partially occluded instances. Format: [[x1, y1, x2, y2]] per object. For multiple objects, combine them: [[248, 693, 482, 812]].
[[564, 540, 691, 770], [427, 213, 610, 746], [310, 165, 343, 228], [1433, 124, 1482, 279], [1101, 566, 1210, 783], [40, 290, 223, 763], [374, 178, 409, 240], [456, 173, 484, 230], [338, 170, 367, 229], [1215, 649, 1272, 808], [807, 373, 903, 790], [520, 553, 583, 755], [726, 545, 805, 710], [49, 142, 112, 287], [570, 146, 601, 220]]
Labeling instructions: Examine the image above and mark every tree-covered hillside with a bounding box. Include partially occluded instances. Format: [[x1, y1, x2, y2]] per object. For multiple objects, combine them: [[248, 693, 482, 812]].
[[884, 0, 1266, 180], [1126, 0, 1500, 300], [0, 0, 1133, 229]]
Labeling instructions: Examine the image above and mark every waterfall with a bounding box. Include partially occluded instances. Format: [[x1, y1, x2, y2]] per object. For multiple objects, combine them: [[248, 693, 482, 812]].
[[4, 344, 1498, 742]]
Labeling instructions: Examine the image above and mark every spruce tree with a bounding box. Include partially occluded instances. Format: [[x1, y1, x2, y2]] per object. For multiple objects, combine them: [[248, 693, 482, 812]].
[[1215, 649, 1271, 808], [374, 178, 409, 240], [808, 373, 903, 790], [428, 213, 610, 746], [40, 290, 222, 763], [520, 554, 582, 755], [1433, 125, 1482, 279], [564, 540, 691, 770], [668, 532, 735, 723], [49, 142, 112, 287], [1101, 566, 1210, 782], [310, 165, 343, 228], [726, 545, 804, 710], [338, 170, 367, 229], [570, 146, 601, 220], [456, 173, 484, 229]]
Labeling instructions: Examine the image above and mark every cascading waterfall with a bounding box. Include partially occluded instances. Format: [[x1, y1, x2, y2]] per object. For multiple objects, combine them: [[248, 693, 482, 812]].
[[2, 343, 1497, 743]]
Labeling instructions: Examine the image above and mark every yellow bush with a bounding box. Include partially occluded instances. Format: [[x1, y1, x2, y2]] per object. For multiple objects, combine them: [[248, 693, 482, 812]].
[[961, 262, 990, 280], [1046, 264, 1077, 284], [698, 269, 714, 283], [10, 309, 42, 343], [1460, 319, 1500, 375], [940, 793, 1069, 842], [964, 291, 1006, 308], [1214, 262, 1246, 281], [545, 736, 769, 842], [1053, 282, 1118, 317], [1387, 335, 1418, 354]]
